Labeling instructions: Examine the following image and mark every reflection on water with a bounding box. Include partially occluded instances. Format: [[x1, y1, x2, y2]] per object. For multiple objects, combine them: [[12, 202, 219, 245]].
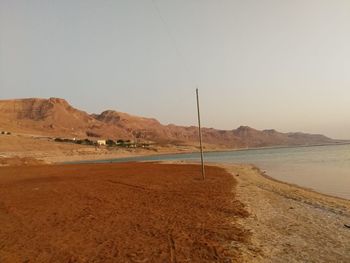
[[77, 144, 350, 200]]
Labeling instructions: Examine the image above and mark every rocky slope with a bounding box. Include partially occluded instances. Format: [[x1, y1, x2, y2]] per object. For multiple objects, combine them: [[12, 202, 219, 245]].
[[0, 98, 337, 148], [0, 98, 129, 139]]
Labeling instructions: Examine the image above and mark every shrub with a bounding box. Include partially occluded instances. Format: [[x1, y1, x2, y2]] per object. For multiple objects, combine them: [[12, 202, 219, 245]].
[[82, 139, 94, 145], [106, 139, 116, 147], [86, 131, 101, 138]]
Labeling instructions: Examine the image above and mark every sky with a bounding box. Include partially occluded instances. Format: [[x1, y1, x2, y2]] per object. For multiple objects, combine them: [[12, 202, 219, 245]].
[[1, 0, 350, 139]]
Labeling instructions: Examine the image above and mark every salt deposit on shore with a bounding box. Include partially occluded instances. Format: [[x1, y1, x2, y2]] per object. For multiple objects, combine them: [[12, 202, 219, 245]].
[[223, 164, 350, 262]]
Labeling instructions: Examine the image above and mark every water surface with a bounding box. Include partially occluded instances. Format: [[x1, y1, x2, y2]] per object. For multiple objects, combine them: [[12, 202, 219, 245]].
[[75, 144, 350, 200]]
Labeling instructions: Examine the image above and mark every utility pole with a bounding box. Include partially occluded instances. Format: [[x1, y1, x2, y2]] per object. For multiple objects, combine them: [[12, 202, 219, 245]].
[[196, 88, 205, 180]]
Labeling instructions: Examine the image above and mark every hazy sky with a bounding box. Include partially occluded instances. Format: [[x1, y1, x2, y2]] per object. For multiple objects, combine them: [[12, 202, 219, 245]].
[[1, 0, 350, 139]]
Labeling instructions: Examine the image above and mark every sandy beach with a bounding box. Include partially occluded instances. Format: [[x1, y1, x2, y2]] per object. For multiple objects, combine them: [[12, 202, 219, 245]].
[[224, 164, 350, 262]]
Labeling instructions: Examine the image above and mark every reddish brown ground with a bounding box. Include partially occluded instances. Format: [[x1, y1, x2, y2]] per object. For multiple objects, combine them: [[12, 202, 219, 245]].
[[0, 156, 46, 167], [0, 163, 248, 263]]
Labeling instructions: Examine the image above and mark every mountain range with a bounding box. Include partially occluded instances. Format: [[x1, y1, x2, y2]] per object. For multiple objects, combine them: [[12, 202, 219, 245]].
[[0, 98, 338, 149]]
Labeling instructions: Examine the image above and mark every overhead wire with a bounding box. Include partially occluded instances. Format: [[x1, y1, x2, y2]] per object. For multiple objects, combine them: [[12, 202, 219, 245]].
[[150, 0, 198, 89], [151, 0, 205, 179]]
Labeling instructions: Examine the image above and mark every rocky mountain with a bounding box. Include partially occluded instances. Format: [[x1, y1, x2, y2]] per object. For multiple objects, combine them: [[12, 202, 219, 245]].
[[0, 98, 337, 148], [0, 98, 129, 139]]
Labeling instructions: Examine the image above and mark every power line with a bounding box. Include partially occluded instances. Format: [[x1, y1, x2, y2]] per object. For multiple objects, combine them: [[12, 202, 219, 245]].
[[151, 1, 205, 179], [150, 0, 198, 88]]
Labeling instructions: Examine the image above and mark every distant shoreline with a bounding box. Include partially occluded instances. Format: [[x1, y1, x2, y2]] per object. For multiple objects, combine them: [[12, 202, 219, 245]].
[[59, 141, 350, 165], [58, 142, 350, 202]]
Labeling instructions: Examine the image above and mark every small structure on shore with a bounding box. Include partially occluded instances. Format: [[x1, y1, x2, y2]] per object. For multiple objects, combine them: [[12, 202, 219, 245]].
[[96, 140, 106, 146]]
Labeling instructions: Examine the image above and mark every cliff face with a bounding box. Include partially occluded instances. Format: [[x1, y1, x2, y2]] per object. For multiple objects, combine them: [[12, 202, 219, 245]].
[[0, 98, 335, 148], [0, 98, 129, 139]]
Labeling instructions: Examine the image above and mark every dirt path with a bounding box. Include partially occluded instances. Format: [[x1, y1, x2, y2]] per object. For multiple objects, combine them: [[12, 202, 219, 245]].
[[0, 163, 248, 263], [224, 164, 350, 262]]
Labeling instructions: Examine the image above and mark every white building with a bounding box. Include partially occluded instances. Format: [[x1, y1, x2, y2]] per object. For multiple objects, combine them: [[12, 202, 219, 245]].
[[96, 140, 106, 146]]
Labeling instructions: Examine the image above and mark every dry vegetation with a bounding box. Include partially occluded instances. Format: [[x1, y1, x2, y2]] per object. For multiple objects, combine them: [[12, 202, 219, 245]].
[[0, 163, 249, 263]]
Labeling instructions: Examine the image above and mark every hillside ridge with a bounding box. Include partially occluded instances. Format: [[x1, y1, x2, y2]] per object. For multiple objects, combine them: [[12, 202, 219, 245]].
[[0, 97, 336, 148]]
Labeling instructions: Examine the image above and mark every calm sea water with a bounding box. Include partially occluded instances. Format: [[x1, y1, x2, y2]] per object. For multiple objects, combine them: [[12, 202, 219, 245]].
[[76, 144, 350, 200]]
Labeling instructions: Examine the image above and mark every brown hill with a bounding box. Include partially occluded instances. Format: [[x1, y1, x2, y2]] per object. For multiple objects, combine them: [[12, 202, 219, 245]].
[[0, 98, 129, 139], [0, 98, 336, 148]]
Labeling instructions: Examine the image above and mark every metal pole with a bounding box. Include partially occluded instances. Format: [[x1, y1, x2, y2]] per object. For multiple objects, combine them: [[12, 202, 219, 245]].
[[196, 88, 205, 180]]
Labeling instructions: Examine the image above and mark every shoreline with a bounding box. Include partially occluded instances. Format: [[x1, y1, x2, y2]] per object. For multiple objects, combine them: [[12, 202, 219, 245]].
[[57, 152, 350, 202], [2, 145, 350, 203], [219, 163, 350, 262], [254, 165, 350, 204], [53, 141, 350, 164], [3, 142, 350, 203]]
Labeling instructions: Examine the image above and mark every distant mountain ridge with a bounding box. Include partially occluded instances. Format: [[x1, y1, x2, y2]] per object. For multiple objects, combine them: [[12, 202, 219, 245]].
[[0, 97, 337, 148]]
